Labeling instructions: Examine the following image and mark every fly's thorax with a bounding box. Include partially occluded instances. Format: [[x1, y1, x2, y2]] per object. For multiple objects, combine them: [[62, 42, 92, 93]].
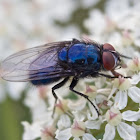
[[58, 43, 102, 71]]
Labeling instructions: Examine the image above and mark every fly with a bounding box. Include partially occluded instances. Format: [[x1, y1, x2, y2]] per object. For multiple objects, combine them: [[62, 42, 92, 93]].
[[1, 38, 131, 116]]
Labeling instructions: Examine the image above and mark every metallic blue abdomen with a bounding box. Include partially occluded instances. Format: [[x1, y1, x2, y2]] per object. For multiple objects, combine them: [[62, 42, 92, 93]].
[[58, 43, 101, 71]]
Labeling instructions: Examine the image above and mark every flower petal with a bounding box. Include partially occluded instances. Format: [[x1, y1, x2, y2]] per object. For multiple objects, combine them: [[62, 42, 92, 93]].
[[128, 87, 140, 103], [73, 111, 86, 121], [114, 91, 128, 110], [132, 123, 140, 131], [22, 121, 41, 140], [129, 73, 140, 84], [103, 124, 115, 140], [87, 102, 98, 120], [74, 138, 80, 140], [83, 133, 96, 140], [85, 118, 102, 130], [68, 98, 86, 111], [122, 110, 140, 121], [117, 122, 136, 140], [108, 88, 117, 100], [71, 121, 85, 138], [57, 114, 71, 130], [55, 128, 72, 140]]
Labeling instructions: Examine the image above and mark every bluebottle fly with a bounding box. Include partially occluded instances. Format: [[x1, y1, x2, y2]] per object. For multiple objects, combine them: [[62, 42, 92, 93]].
[[1, 38, 131, 116]]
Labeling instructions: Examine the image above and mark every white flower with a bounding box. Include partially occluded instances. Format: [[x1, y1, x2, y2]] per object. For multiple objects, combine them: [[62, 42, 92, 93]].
[[55, 128, 72, 140], [128, 57, 140, 72], [41, 125, 56, 140], [128, 58, 140, 84], [103, 107, 137, 140], [57, 114, 71, 130], [81, 0, 99, 8], [68, 98, 87, 111], [24, 89, 53, 122], [111, 76, 140, 110], [2, 82, 25, 100], [71, 121, 86, 138], [122, 109, 140, 121], [84, 10, 106, 35], [22, 121, 42, 140], [85, 117, 102, 130], [82, 133, 96, 140], [130, 73, 140, 85], [55, 99, 69, 115], [84, 85, 97, 99], [56, 120, 97, 140], [87, 101, 99, 120], [1, 1, 140, 140], [128, 87, 140, 104]]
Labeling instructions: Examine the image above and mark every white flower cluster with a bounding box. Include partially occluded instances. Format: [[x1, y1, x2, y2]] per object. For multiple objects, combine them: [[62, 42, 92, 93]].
[[0, 0, 140, 140], [22, 64, 140, 140], [22, 0, 140, 139]]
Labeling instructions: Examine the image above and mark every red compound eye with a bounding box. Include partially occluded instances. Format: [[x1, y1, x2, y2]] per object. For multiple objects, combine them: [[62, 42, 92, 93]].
[[103, 43, 115, 51], [102, 43, 116, 70]]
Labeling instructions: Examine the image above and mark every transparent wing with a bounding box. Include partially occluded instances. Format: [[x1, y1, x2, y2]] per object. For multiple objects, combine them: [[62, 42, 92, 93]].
[[1, 41, 73, 82]]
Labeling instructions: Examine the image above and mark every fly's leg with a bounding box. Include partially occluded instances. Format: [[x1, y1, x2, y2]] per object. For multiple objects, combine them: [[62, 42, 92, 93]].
[[69, 77, 100, 116], [52, 77, 69, 117], [111, 70, 131, 78], [98, 73, 119, 78], [98, 72, 131, 78]]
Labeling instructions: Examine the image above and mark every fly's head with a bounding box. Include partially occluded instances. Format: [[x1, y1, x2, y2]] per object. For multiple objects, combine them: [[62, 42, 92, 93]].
[[101, 43, 122, 71]]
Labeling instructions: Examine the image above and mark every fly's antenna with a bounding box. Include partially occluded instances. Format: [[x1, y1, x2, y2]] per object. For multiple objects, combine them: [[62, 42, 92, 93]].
[[112, 51, 132, 59], [119, 53, 132, 59], [105, 50, 132, 60]]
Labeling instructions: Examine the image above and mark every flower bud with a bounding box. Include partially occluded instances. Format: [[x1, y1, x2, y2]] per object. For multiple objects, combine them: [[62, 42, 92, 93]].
[[85, 85, 97, 98], [55, 100, 69, 115], [105, 107, 122, 126], [41, 126, 56, 140], [128, 57, 140, 72], [71, 121, 85, 138], [113, 76, 131, 91]]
